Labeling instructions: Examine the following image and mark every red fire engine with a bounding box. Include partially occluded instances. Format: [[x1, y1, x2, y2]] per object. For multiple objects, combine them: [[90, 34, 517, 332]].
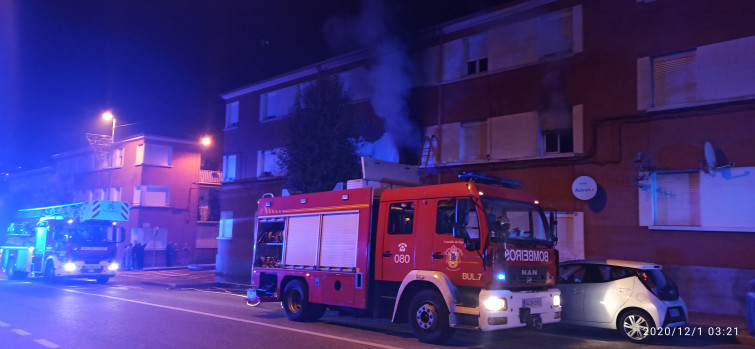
[[246, 161, 561, 343]]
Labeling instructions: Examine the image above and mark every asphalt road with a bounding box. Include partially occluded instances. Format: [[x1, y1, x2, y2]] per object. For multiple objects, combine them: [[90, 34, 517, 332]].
[[0, 273, 747, 349]]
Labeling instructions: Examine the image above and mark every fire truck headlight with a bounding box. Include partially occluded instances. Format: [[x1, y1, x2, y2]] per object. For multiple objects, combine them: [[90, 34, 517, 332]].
[[553, 294, 561, 307], [108, 263, 119, 271], [483, 296, 507, 312], [64, 262, 77, 272]]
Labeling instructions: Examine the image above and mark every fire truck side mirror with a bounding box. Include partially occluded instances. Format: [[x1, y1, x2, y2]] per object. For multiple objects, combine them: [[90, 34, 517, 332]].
[[549, 211, 558, 243], [114, 227, 125, 243], [452, 198, 468, 239]]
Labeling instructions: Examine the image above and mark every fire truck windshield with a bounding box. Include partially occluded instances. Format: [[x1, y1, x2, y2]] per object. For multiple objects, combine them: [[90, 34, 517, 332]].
[[64, 225, 115, 243], [481, 197, 554, 246]]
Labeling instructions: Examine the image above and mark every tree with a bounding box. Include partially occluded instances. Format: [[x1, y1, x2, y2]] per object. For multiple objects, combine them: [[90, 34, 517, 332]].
[[278, 74, 361, 193]]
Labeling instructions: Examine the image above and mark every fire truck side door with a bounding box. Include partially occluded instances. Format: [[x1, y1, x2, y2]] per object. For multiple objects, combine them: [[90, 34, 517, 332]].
[[432, 198, 484, 286], [379, 201, 417, 282]]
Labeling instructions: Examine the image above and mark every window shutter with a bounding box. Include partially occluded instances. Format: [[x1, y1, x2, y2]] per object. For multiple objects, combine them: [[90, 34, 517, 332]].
[[461, 121, 487, 162], [319, 213, 359, 269], [654, 172, 700, 226], [284, 215, 321, 267], [653, 50, 697, 107]]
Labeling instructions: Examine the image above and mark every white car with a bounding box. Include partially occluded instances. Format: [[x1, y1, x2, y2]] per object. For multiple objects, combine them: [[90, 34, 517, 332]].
[[556, 260, 688, 343]]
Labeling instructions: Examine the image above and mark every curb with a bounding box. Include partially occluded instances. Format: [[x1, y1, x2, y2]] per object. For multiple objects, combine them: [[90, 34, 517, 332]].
[[140, 280, 218, 289]]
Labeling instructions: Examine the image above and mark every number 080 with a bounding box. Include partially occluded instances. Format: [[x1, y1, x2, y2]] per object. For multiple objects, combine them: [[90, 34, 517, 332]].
[[394, 254, 411, 264]]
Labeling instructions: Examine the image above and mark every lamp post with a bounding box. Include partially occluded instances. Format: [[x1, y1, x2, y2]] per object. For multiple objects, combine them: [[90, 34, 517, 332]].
[[102, 111, 116, 199]]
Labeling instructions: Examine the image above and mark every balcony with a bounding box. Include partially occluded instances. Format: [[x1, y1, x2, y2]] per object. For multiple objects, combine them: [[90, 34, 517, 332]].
[[199, 170, 222, 185]]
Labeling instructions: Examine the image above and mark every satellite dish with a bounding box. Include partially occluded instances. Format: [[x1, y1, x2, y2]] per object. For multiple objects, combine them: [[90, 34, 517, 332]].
[[704, 141, 716, 171]]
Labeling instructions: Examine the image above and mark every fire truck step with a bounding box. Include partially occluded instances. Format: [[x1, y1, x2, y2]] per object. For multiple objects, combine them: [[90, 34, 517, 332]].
[[454, 305, 479, 315]]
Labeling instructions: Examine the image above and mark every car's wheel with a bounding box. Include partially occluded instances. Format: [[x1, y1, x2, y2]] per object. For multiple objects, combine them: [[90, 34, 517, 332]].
[[5, 256, 28, 280], [281, 279, 325, 322], [96, 277, 110, 284], [618, 309, 655, 343], [408, 289, 455, 344]]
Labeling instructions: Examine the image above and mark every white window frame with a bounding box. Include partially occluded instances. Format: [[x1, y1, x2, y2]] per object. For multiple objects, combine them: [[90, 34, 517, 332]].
[[257, 148, 286, 178], [222, 154, 237, 182], [218, 211, 233, 239], [638, 167, 755, 232], [133, 185, 171, 207], [136, 143, 172, 167], [225, 101, 239, 128]]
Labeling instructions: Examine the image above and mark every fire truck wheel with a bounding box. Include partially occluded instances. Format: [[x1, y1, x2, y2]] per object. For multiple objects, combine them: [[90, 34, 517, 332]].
[[44, 261, 58, 283], [6, 257, 27, 280], [408, 289, 454, 344], [282, 279, 325, 322]]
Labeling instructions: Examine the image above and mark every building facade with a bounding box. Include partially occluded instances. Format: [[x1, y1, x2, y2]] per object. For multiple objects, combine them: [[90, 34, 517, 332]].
[[219, 0, 755, 316], [7, 134, 221, 266]]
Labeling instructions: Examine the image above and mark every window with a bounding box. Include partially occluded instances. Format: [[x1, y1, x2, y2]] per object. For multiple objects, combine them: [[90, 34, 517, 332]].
[[538, 10, 574, 57], [638, 167, 755, 232], [225, 101, 239, 128], [218, 211, 233, 239], [436, 199, 455, 235], [558, 264, 587, 283], [489, 112, 539, 160], [257, 149, 285, 177], [222, 154, 237, 182], [465, 34, 488, 75], [543, 129, 573, 153], [260, 85, 298, 121], [339, 68, 372, 100], [109, 187, 122, 201], [461, 121, 487, 162], [387, 202, 415, 235], [652, 50, 698, 108], [111, 147, 124, 168], [131, 227, 167, 250], [94, 188, 106, 200], [133, 186, 170, 207], [135, 143, 172, 167], [639, 35, 755, 110]]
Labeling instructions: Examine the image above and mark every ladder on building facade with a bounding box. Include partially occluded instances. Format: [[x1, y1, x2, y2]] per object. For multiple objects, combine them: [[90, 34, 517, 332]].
[[419, 135, 436, 176]]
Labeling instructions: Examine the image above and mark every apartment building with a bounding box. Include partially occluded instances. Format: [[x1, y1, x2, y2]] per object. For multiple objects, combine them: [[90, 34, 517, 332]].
[[219, 0, 755, 316], [7, 134, 221, 266]]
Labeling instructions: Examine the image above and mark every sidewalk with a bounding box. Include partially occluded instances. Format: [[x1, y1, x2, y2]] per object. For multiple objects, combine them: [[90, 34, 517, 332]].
[[126, 265, 754, 346]]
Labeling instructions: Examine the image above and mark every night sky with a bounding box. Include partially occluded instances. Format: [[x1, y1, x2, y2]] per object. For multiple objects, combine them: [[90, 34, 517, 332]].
[[0, 0, 507, 172]]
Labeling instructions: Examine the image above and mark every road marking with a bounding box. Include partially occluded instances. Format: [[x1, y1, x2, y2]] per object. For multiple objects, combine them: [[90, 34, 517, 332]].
[[62, 288, 403, 349], [0, 321, 9, 327], [12, 328, 31, 336], [35, 339, 60, 348]]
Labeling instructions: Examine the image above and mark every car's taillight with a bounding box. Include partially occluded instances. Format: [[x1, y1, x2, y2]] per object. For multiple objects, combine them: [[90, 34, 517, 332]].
[[638, 272, 658, 296]]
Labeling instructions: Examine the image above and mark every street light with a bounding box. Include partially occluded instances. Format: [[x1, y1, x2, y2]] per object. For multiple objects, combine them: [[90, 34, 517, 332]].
[[101, 111, 116, 199], [201, 136, 212, 147], [102, 111, 116, 142]]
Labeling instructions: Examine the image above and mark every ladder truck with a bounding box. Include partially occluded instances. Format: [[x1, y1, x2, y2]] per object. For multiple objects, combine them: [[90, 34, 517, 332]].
[[1, 200, 128, 284]]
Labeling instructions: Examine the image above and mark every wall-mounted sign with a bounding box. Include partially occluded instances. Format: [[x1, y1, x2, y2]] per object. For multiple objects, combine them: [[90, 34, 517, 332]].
[[572, 176, 598, 201]]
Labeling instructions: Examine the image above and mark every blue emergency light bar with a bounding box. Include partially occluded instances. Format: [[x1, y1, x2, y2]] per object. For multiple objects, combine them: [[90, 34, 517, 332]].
[[458, 172, 522, 189]]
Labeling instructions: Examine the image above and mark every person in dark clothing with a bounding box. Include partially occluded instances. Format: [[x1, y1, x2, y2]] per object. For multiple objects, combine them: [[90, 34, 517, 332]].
[[165, 242, 174, 267], [132, 241, 147, 270]]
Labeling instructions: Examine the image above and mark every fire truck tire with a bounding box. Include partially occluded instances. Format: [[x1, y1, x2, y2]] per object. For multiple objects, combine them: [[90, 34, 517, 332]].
[[44, 261, 58, 283], [282, 279, 325, 322], [408, 289, 454, 344], [5, 257, 28, 280]]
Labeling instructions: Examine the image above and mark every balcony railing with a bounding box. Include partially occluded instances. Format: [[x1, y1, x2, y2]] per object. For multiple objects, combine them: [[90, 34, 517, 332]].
[[200, 170, 222, 184]]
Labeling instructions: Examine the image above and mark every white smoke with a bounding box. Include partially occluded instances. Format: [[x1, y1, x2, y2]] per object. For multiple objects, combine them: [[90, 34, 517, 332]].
[[325, 0, 419, 163]]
